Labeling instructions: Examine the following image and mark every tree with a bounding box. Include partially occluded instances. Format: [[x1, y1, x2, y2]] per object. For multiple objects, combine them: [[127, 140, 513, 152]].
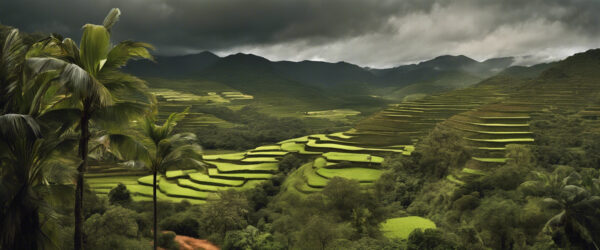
[[26, 9, 155, 249], [83, 205, 144, 250], [416, 126, 471, 178], [295, 215, 352, 250], [100, 108, 203, 250], [542, 174, 600, 249], [0, 28, 77, 249], [407, 229, 460, 250], [108, 183, 132, 206], [200, 190, 251, 243]]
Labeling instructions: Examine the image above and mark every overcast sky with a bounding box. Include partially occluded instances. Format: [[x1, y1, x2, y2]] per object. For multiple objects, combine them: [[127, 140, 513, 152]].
[[1, 0, 599, 68]]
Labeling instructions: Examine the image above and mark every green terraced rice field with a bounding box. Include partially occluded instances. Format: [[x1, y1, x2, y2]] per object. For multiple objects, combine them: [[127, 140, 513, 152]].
[[158, 177, 209, 199], [137, 175, 153, 185], [462, 168, 486, 175], [280, 142, 304, 152], [253, 145, 282, 151], [328, 132, 353, 139], [246, 151, 289, 156], [207, 168, 273, 180], [316, 168, 382, 182], [166, 169, 198, 179], [465, 138, 534, 143], [381, 217, 437, 239], [322, 152, 383, 163], [203, 152, 246, 161], [446, 175, 465, 185], [188, 172, 245, 186], [278, 136, 309, 144], [472, 157, 508, 163], [306, 140, 404, 153], [240, 157, 279, 163], [205, 161, 279, 172], [151, 88, 229, 103]]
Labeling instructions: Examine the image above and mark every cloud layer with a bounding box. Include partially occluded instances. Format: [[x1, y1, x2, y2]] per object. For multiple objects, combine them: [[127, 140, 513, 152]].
[[1, 0, 599, 67]]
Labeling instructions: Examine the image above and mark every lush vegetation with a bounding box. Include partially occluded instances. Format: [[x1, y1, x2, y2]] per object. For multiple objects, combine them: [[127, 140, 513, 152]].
[[2, 7, 600, 250]]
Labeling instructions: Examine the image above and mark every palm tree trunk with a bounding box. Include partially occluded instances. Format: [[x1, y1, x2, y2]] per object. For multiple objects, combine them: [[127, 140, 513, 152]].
[[153, 169, 158, 250], [74, 102, 90, 250]]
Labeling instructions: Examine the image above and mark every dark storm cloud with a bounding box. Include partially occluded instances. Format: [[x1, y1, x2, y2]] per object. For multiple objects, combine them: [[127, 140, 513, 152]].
[[1, 0, 599, 67]]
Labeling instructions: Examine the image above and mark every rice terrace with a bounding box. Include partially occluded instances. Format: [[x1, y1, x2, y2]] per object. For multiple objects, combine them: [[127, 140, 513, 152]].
[[1, 1, 600, 250]]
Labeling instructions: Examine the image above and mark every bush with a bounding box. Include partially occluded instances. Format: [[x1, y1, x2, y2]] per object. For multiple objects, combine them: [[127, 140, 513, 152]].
[[407, 229, 460, 250], [278, 154, 305, 174], [160, 216, 200, 238], [157, 231, 178, 250], [108, 183, 132, 206]]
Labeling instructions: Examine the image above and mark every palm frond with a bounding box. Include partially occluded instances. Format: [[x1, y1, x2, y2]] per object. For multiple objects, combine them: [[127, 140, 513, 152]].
[[1, 29, 26, 87], [0, 114, 42, 142], [103, 41, 154, 69], [97, 69, 154, 104], [26, 57, 67, 75], [92, 101, 151, 130], [162, 106, 189, 133], [97, 133, 151, 165], [60, 63, 112, 107], [79, 24, 110, 76]]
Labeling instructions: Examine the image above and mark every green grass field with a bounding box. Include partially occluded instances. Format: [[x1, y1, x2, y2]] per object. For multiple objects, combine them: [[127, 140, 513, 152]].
[[381, 216, 437, 239]]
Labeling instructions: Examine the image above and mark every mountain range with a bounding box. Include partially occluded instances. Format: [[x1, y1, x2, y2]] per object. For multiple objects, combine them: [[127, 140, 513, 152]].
[[125, 51, 547, 107]]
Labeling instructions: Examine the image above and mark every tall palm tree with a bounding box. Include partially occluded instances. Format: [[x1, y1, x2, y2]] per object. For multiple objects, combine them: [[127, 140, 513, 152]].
[[27, 8, 155, 249], [0, 28, 77, 249], [543, 173, 600, 249], [100, 108, 204, 250]]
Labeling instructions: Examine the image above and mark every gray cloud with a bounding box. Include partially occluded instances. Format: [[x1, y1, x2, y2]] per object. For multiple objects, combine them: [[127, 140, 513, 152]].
[[1, 0, 599, 67]]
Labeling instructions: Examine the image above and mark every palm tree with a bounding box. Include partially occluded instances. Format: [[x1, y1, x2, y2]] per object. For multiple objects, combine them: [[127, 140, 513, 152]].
[[0, 29, 77, 249], [27, 8, 155, 249], [99, 108, 204, 250], [542, 173, 600, 249]]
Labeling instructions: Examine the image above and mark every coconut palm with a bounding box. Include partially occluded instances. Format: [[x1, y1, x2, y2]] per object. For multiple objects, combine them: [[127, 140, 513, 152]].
[[26, 8, 155, 249], [542, 173, 600, 249], [0, 28, 77, 249], [99, 108, 204, 250]]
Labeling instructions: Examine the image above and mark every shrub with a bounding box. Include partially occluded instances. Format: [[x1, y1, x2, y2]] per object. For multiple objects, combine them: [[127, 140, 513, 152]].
[[108, 183, 132, 206], [278, 153, 305, 174], [157, 231, 178, 250], [407, 228, 460, 250], [160, 216, 200, 238]]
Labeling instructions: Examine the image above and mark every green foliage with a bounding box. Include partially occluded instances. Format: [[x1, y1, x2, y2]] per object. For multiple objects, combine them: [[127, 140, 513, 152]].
[[407, 228, 461, 250], [473, 197, 520, 249], [108, 183, 132, 205], [200, 190, 251, 244], [83, 205, 142, 249], [277, 153, 305, 174], [485, 165, 527, 190], [157, 231, 179, 250], [452, 194, 480, 211], [223, 225, 283, 250], [295, 215, 353, 250], [160, 215, 200, 238], [416, 126, 471, 178], [375, 155, 423, 207]]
